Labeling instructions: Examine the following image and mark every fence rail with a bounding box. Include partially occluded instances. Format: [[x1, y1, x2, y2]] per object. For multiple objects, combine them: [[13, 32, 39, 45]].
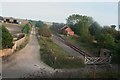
[[84, 56, 111, 64]]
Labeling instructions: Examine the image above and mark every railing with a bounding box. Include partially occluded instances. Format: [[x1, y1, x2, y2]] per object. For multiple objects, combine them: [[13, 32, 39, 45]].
[[84, 56, 111, 64]]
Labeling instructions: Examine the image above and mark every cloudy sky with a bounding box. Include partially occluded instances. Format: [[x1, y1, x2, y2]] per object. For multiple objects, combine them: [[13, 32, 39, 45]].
[[0, 2, 118, 27]]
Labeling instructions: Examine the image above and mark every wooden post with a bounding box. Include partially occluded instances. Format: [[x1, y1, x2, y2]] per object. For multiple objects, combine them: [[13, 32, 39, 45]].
[[93, 65, 96, 79]]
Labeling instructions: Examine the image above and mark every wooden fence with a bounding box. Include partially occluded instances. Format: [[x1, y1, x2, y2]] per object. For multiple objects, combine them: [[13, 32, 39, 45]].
[[84, 56, 111, 64]]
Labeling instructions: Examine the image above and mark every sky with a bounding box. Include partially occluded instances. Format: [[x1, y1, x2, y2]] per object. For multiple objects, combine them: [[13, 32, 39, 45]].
[[0, 2, 118, 28], [118, 1, 120, 30]]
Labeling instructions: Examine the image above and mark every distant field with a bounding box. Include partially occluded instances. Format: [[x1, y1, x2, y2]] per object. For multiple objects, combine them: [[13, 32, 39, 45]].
[[3, 23, 23, 35]]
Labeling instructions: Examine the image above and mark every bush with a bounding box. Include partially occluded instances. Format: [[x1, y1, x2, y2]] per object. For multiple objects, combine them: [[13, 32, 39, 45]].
[[80, 34, 93, 43], [38, 26, 51, 37], [22, 24, 30, 34], [96, 33, 115, 50], [35, 20, 44, 27], [0, 26, 13, 49]]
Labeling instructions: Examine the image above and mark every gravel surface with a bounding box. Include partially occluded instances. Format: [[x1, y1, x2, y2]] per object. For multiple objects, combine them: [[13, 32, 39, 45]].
[[2, 27, 55, 78]]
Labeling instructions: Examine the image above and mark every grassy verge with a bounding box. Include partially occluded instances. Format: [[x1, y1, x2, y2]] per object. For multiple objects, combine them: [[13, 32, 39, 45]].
[[38, 36, 85, 69], [86, 71, 120, 78], [66, 35, 100, 56]]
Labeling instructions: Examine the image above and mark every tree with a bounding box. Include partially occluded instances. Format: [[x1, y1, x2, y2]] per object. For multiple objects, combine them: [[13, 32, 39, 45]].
[[50, 22, 64, 34], [0, 26, 13, 49], [96, 33, 115, 49], [116, 42, 120, 54], [115, 31, 120, 42], [89, 21, 101, 36], [66, 14, 94, 43], [38, 24, 51, 37], [35, 20, 44, 28], [101, 26, 117, 38], [66, 14, 92, 36], [22, 24, 30, 34], [111, 25, 116, 29]]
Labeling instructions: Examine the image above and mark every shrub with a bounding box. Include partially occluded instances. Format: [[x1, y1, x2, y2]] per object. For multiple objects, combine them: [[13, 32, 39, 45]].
[[38, 26, 51, 37], [0, 26, 13, 49], [22, 24, 30, 34], [80, 34, 93, 43]]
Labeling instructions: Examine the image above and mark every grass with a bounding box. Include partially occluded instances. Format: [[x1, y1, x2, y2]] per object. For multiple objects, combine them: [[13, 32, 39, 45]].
[[67, 35, 100, 56], [86, 71, 120, 78], [38, 36, 85, 69]]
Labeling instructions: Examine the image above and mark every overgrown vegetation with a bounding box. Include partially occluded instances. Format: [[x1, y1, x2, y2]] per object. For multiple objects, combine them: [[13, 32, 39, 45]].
[[35, 20, 44, 27], [50, 14, 120, 63], [35, 20, 84, 68], [66, 14, 120, 63], [0, 25, 13, 49], [67, 35, 99, 56], [38, 24, 51, 37], [38, 36, 84, 69], [21, 24, 30, 34], [35, 20, 52, 37]]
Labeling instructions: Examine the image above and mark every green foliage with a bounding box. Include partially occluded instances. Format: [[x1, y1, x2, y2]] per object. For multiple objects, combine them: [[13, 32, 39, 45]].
[[89, 22, 101, 36], [66, 14, 119, 63], [96, 33, 115, 50], [67, 14, 90, 35], [111, 42, 120, 64], [80, 34, 93, 43], [101, 26, 117, 38], [39, 36, 84, 69], [50, 22, 64, 34], [111, 25, 116, 29], [115, 42, 120, 54], [35, 20, 44, 27], [115, 31, 120, 42], [38, 24, 52, 37], [0, 26, 13, 49], [66, 14, 93, 43], [22, 24, 30, 34]]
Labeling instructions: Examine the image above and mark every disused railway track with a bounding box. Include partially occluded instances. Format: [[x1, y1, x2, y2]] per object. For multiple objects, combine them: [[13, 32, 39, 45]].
[[53, 34, 91, 57]]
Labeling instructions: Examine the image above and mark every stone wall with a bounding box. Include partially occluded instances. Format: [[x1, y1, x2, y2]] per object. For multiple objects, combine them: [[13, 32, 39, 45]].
[[0, 35, 26, 57]]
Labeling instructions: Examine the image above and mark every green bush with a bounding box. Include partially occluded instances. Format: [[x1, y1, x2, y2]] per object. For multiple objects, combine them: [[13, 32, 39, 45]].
[[0, 26, 13, 49], [96, 33, 115, 50], [22, 24, 30, 34], [80, 34, 93, 43]]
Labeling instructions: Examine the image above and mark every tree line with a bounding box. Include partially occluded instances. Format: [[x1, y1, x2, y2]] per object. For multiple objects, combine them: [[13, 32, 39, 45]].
[[66, 14, 120, 63]]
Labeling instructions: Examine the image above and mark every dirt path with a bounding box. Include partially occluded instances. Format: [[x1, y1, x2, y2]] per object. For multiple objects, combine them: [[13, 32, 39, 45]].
[[2, 27, 55, 78]]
